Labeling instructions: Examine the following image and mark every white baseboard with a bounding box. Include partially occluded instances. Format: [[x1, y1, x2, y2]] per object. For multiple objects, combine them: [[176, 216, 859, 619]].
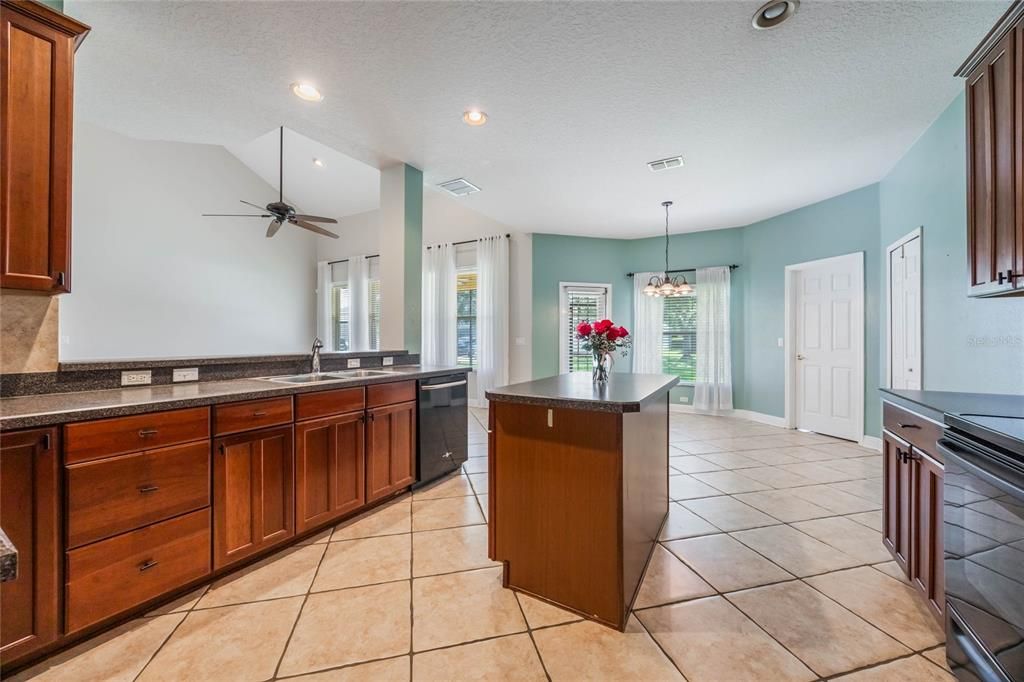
[[859, 435, 882, 452], [669, 404, 787, 428]]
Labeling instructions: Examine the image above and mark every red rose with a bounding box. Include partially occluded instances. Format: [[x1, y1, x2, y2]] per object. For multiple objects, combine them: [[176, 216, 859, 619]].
[[617, 326, 629, 338], [576, 322, 593, 337], [594, 319, 613, 335], [606, 327, 620, 341]]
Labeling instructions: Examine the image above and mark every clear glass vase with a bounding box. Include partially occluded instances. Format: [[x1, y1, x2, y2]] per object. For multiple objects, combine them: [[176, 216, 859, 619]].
[[592, 350, 614, 383]]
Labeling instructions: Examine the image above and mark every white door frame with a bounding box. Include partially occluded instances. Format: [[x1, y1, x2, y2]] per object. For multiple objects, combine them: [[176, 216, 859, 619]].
[[558, 281, 612, 374], [885, 227, 923, 389], [783, 252, 865, 441]]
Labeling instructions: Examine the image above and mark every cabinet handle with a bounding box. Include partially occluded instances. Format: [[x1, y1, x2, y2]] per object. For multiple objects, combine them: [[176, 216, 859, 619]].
[[55, 271, 65, 287], [368, 413, 375, 422], [138, 559, 159, 572], [41, 432, 52, 451], [897, 423, 920, 430], [138, 484, 160, 494], [252, 411, 267, 417], [138, 429, 159, 438], [218, 443, 225, 455]]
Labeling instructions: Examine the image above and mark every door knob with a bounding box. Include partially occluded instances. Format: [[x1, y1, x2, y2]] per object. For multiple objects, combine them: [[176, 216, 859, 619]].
[[796, 354, 806, 360]]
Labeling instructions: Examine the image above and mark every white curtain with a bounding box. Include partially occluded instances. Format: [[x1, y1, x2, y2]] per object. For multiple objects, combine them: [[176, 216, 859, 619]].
[[421, 243, 457, 366], [349, 255, 370, 351], [693, 266, 733, 413], [476, 235, 509, 402], [632, 272, 665, 374], [316, 260, 333, 351]]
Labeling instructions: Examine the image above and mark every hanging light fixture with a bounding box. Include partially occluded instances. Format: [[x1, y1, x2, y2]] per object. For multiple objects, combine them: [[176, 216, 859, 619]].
[[643, 201, 694, 297]]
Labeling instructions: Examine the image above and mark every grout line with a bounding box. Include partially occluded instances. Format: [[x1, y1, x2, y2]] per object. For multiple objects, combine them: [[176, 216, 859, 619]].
[[129, 609, 191, 682], [512, 592, 553, 682], [271, 540, 330, 679]]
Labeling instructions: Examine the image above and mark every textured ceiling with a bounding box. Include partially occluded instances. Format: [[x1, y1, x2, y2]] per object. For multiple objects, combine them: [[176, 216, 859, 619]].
[[67, 0, 1009, 238]]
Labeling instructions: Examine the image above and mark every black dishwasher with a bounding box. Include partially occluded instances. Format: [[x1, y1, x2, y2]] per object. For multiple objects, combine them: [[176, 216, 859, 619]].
[[415, 373, 469, 488]]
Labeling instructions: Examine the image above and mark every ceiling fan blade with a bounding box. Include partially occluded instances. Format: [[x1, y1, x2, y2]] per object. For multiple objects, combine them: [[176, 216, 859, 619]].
[[266, 220, 283, 238], [202, 213, 271, 217], [292, 214, 338, 224], [240, 199, 269, 211], [291, 218, 339, 239]]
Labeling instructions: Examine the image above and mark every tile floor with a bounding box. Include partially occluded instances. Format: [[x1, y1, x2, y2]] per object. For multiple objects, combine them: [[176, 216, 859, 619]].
[[11, 410, 954, 682]]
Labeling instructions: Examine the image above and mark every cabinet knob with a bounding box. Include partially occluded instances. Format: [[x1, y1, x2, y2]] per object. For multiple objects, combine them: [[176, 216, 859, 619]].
[[138, 429, 159, 438], [138, 559, 159, 572], [897, 423, 920, 430], [138, 484, 160, 494], [252, 411, 267, 417]]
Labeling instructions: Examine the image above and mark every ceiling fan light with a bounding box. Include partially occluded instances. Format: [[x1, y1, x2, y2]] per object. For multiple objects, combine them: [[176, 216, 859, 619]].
[[659, 281, 676, 296], [643, 282, 658, 296], [291, 81, 323, 102]]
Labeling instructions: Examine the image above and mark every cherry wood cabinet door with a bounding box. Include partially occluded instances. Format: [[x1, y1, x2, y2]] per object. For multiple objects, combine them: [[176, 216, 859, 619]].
[[295, 412, 366, 533], [213, 425, 294, 569], [0, 427, 60, 664], [366, 401, 417, 503], [882, 431, 912, 575], [910, 449, 945, 621], [0, 3, 87, 292]]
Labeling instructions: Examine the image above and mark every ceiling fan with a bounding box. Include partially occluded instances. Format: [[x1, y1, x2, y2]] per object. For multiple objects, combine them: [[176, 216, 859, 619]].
[[203, 126, 339, 239]]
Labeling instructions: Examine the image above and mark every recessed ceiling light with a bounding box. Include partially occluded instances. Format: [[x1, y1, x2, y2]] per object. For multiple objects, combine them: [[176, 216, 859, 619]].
[[752, 0, 798, 29], [462, 110, 488, 126], [291, 81, 323, 102], [313, 157, 325, 168]]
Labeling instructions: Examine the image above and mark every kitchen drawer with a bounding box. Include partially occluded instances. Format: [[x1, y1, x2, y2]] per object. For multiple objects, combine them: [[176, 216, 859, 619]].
[[66, 508, 210, 634], [295, 387, 365, 421], [65, 407, 210, 464], [213, 397, 293, 436], [366, 380, 416, 408], [883, 402, 943, 461], [66, 441, 210, 548]]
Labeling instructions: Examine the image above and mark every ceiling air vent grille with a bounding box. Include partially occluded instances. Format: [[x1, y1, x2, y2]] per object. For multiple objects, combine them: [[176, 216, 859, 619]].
[[647, 156, 685, 172], [438, 178, 481, 196]]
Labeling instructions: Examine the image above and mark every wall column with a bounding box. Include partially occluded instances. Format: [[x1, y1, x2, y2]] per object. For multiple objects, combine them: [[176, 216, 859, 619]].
[[379, 164, 423, 352]]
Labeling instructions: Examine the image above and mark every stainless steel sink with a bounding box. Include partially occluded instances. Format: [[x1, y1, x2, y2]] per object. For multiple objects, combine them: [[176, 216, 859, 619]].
[[331, 369, 399, 378], [258, 369, 399, 384]]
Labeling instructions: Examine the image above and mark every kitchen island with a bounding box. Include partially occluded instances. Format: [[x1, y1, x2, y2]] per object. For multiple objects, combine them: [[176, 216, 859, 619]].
[[485, 372, 677, 630]]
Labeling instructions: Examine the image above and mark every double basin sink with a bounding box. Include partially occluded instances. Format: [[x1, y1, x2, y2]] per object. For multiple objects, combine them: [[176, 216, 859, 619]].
[[258, 369, 400, 385]]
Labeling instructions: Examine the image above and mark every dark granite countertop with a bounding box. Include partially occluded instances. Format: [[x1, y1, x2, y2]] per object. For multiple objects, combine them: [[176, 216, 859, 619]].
[[59, 350, 410, 371], [486, 373, 678, 413], [0, 365, 469, 431], [0, 528, 15, 583], [880, 388, 1024, 423]]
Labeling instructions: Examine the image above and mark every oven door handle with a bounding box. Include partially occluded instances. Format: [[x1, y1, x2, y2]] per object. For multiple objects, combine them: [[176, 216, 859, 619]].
[[937, 438, 1024, 500], [947, 603, 1012, 682]]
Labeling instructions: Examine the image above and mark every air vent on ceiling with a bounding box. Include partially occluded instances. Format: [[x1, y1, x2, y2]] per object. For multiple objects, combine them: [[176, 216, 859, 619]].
[[647, 156, 685, 172], [438, 178, 481, 196]]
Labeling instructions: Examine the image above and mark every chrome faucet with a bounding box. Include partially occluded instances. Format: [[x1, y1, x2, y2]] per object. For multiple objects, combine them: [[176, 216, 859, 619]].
[[310, 337, 323, 375]]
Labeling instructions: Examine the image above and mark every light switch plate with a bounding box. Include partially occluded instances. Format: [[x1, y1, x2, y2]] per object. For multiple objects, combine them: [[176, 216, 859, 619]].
[[777, 338, 784, 348], [173, 367, 199, 382], [347, 358, 361, 368], [121, 370, 152, 386], [382, 356, 394, 366]]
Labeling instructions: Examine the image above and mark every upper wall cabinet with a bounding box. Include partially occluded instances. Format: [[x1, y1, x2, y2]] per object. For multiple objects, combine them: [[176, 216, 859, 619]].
[[958, 1, 1024, 298], [1, 1, 88, 294]]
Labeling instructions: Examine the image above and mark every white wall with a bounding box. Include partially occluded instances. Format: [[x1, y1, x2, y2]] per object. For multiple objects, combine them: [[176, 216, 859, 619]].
[[61, 122, 318, 360], [316, 189, 533, 385]]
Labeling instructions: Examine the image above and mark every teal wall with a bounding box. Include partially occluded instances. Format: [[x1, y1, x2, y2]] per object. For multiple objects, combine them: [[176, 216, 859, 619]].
[[879, 93, 1024, 394], [403, 165, 423, 354]]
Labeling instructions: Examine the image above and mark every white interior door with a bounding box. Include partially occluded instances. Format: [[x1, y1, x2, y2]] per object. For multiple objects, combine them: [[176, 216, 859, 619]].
[[792, 253, 864, 441], [888, 234, 922, 390]]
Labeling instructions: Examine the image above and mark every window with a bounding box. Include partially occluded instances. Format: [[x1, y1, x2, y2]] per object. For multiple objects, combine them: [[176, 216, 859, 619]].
[[456, 270, 478, 367], [368, 278, 381, 350], [331, 283, 351, 351], [559, 283, 609, 373], [662, 294, 697, 382], [329, 256, 380, 352]]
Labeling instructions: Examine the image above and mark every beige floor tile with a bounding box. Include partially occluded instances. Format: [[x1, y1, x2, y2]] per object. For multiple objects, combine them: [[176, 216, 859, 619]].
[[790, 483, 881, 514], [671, 440, 724, 455], [732, 525, 862, 577], [532, 615, 683, 681], [791, 516, 891, 564], [468, 472, 489, 495], [660, 502, 719, 540], [847, 510, 883, 532], [664, 534, 792, 592], [669, 474, 723, 500], [412, 633, 546, 681], [682, 495, 780, 531], [196, 544, 326, 609], [634, 544, 715, 608], [741, 447, 806, 466], [412, 496, 485, 531], [467, 442, 488, 457], [477, 493, 489, 520], [145, 585, 208, 616], [698, 452, 764, 469], [9, 614, 185, 682], [413, 473, 475, 500], [923, 647, 951, 671], [139, 598, 303, 681], [278, 582, 410, 677], [831, 654, 955, 681], [462, 457, 488, 474], [413, 567, 526, 651], [412, 524, 498, 577], [297, 528, 334, 545], [668, 454, 723, 473], [515, 592, 581, 628], [872, 561, 913, 584], [738, 465, 816, 489], [777, 462, 856, 484], [727, 581, 909, 677], [691, 470, 771, 494], [733, 489, 833, 522], [287, 656, 410, 681], [332, 498, 411, 541], [312, 534, 411, 592], [805, 566, 945, 650], [638, 596, 815, 682], [831, 477, 884, 504]]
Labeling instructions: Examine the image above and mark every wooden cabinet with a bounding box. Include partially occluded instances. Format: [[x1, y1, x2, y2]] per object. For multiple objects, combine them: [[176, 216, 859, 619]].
[[959, 2, 1024, 297], [213, 424, 294, 569], [295, 412, 365, 533], [0, 1, 88, 293], [366, 401, 416, 503], [882, 431, 912, 574], [1, 427, 60, 664], [909, 450, 944, 621]]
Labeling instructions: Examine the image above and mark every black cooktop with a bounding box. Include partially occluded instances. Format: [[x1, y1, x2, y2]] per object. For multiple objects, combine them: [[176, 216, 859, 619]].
[[946, 413, 1024, 457]]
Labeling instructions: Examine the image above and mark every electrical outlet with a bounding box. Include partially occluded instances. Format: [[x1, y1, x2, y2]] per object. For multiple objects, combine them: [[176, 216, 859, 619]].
[[173, 367, 199, 382], [347, 358, 361, 369], [777, 337, 784, 348], [679, 395, 689, 403], [382, 356, 394, 366], [121, 370, 152, 386]]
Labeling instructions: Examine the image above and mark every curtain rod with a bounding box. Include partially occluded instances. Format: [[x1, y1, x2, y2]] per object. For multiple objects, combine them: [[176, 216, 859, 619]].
[[625, 264, 739, 278], [426, 233, 510, 249], [327, 253, 380, 266]]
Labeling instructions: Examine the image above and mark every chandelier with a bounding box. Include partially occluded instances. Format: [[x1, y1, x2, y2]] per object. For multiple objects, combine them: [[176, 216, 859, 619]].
[[643, 201, 693, 297]]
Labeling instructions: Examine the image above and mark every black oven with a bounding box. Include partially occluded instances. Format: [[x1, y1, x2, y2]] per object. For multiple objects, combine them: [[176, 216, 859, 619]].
[[940, 415, 1024, 682]]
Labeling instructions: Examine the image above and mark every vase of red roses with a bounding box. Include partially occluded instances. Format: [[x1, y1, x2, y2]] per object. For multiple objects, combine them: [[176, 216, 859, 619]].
[[575, 319, 631, 383]]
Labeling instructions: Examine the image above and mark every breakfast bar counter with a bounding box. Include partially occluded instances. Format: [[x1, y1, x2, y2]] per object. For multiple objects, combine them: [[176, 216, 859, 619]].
[[485, 372, 677, 630]]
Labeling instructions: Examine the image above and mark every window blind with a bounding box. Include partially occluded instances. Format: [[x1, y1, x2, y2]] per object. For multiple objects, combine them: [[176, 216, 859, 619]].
[[331, 283, 351, 351], [564, 287, 607, 373], [662, 294, 697, 382], [368, 279, 381, 350], [456, 270, 478, 367]]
